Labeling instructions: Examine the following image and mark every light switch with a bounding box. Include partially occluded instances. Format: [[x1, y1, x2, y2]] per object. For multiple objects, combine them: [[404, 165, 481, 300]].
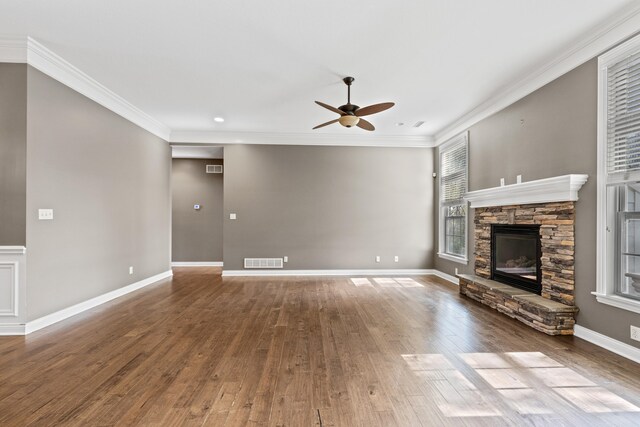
[[230, 213, 237, 220], [38, 209, 53, 220]]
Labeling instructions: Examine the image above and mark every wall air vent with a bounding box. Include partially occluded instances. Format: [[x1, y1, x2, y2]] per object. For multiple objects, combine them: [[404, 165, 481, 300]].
[[244, 258, 284, 269], [206, 164, 223, 174]]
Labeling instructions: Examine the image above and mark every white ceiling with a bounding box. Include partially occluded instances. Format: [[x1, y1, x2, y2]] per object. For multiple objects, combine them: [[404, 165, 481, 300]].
[[1, 0, 638, 140]]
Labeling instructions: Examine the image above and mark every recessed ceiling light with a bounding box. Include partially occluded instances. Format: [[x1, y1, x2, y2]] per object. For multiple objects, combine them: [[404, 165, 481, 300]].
[[413, 121, 425, 128], [214, 117, 225, 123]]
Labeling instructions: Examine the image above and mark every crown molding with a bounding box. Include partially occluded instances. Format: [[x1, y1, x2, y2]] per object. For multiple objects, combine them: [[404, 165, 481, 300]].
[[434, 3, 640, 146], [170, 130, 435, 148], [0, 35, 27, 62], [0, 36, 171, 141]]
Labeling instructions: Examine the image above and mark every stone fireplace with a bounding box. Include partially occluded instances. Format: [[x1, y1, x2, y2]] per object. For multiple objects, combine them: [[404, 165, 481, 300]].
[[457, 174, 588, 335], [476, 202, 575, 305]]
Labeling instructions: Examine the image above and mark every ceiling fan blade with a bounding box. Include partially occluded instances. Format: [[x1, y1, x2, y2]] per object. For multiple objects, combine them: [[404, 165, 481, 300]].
[[313, 118, 339, 130], [355, 102, 395, 117], [315, 101, 345, 116], [357, 118, 375, 131]]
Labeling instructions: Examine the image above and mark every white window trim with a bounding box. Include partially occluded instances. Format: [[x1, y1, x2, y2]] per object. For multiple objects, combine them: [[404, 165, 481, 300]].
[[594, 32, 640, 314], [438, 131, 469, 265]]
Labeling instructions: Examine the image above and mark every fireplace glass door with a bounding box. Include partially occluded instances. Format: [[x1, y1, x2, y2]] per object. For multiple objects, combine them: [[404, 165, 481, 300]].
[[491, 225, 542, 294]]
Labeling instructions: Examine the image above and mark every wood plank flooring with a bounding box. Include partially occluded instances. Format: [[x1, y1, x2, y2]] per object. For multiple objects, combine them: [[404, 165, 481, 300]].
[[0, 268, 639, 426]]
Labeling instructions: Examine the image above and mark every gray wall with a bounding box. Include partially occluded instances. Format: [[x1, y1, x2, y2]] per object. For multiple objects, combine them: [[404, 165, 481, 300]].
[[0, 64, 27, 246], [223, 144, 434, 270], [172, 158, 224, 262], [434, 59, 640, 348], [26, 66, 171, 321]]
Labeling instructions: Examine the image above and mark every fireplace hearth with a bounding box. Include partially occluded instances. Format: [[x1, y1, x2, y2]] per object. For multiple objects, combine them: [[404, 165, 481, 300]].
[[491, 224, 541, 294]]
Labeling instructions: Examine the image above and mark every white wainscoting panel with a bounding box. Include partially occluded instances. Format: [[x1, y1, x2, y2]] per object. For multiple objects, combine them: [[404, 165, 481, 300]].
[[0, 262, 18, 316], [0, 246, 26, 333]]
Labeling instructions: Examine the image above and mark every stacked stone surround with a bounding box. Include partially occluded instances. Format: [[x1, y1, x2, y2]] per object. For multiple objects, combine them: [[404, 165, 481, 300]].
[[474, 201, 576, 305], [458, 201, 579, 336]]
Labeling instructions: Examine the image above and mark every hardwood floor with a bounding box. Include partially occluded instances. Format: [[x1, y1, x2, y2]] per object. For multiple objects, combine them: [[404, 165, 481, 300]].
[[1, 268, 639, 426]]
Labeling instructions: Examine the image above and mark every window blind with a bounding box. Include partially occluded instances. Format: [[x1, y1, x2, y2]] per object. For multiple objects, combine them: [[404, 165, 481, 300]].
[[607, 50, 640, 176], [440, 134, 468, 206]]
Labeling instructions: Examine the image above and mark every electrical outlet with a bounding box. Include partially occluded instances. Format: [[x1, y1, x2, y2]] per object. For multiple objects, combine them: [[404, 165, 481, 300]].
[[394, 256, 399, 262], [129, 266, 134, 275], [631, 325, 640, 342], [38, 209, 54, 220], [375, 256, 380, 263], [284, 256, 288, 263]]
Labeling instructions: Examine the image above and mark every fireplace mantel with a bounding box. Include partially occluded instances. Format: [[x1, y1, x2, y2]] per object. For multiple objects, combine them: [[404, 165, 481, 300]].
[[464, 174, 588, 208]]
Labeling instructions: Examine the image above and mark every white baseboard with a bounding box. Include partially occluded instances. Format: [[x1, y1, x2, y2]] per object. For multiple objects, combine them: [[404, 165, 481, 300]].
[[222, 268, 432, 277], [20, 269, 173, 335], [222, 268, 457, 279], [0, 323, 26, 335], [171, 262, 223, 267], [428, 269, 459, 285], [574, 325, 640, 364]]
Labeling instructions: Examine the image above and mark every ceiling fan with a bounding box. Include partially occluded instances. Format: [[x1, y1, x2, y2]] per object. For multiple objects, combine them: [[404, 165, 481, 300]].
[[313, 77, 394, 131]]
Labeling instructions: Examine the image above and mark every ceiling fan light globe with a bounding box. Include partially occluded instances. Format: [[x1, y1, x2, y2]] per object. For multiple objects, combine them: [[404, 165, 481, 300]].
[[338, 115, 360, 128]]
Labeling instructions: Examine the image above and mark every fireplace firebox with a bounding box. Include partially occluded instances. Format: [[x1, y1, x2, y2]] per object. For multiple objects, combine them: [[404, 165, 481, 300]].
[[491, 224, 542, 294]]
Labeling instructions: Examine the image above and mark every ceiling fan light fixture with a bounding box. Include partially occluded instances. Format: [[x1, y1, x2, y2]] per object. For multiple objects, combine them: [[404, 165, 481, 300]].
[[338, 115, 360, 128]]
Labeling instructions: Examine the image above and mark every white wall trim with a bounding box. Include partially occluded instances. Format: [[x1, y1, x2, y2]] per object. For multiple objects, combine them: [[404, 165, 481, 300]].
[[170, 130, 434, 148], [171, 262, 223, 267], [429, 269, 459, 285], [594, 31, 640, 312], [0, 36, 171, 141], [0, 262, 19, 317], [22, 269, 173, 335], [434, 3, 640, 145], [0, 324, 26, 335], [438, 132, 469, 262], [464, 174, 589, 208], [0, 246, 26, 255], [592, 293, 640, 315], [0, 35, 27, 62], [574, 325, 640, 364], [436, 252, 468, 265], [26, 38, 171, 140], [222, 268, 456, 278]]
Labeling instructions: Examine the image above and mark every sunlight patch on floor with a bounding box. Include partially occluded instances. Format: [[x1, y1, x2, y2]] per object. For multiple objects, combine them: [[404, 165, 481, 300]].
[[350, 278, 373, 287], [401, 351, 640, 418], [504, 351, 563, 368], [394, 278, 424, 287], [350, 277, 425, 288], [553, 387, 640, 413], [402, 354, 454, 371], [497, 389, 554, 415], [476, 368, 530, 389], [459, 352, 511, 369], [528, 367, 596, 388], [374, 278, 402, 287]]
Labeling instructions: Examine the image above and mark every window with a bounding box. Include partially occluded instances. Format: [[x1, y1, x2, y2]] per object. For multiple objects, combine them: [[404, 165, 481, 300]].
[[596, 33, 640, 314], [439, 131, 468, 264]]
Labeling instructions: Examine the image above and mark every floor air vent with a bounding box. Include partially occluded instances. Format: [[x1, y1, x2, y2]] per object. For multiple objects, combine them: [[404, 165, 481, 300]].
[[244, 258, 284, 269]]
